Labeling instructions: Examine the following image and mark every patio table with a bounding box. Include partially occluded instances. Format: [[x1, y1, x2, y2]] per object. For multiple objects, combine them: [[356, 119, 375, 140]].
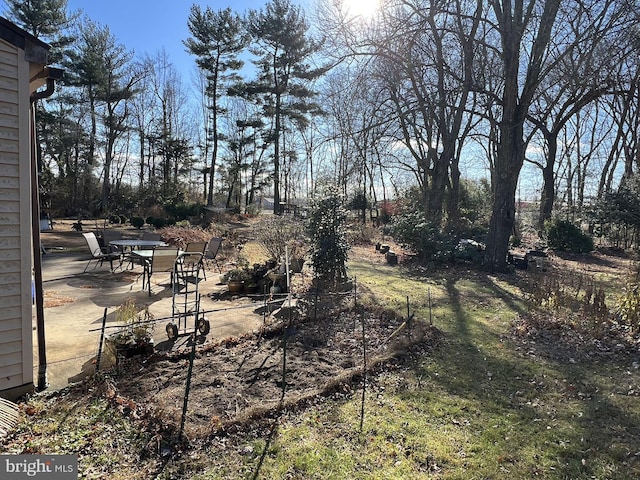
[[109, 239, 167, 250], [109, 240, 168, 272]]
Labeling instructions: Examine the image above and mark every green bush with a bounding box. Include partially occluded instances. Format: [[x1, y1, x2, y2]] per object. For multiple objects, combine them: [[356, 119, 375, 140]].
[[391, 211, 456, 262], [151, 217, 166, 229], [307, 186, 350, 289], [163, 202, 204, 222], [130, 216, 145, 229], [544, 218, 594, 253]]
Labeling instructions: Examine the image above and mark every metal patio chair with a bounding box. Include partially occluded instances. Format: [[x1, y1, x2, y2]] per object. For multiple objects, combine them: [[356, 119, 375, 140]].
[[185, 241, 208, 279], [204, 237, 223, 274], [141, 246, 179, 296], [82, 232, 121, 272]]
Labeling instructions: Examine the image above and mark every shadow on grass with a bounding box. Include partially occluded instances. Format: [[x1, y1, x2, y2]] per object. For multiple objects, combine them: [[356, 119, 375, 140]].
[[349, 258, 640, 477], [414, 271, 640, 478]]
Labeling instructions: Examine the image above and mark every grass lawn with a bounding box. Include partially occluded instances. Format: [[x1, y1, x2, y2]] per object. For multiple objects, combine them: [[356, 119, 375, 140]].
[[3, 246, 640, 479]]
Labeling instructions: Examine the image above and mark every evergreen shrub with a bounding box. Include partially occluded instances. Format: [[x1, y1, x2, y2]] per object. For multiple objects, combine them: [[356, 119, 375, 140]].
[[130, 217, 145, 229], [544, 218, 593, 253]]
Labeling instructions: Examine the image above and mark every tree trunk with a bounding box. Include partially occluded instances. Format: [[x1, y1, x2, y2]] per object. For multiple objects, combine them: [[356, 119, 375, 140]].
[[485, 0, 560, 271], [207, 67, 220, 207], [273, 92, 282, 214], [538, 132, 557, 231], [485, 113, 525, 271]]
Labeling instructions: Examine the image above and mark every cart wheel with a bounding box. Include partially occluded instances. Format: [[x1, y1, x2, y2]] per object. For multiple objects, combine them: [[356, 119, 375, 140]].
[[197, 318, 210, 336], [166, 323, 178, 340]]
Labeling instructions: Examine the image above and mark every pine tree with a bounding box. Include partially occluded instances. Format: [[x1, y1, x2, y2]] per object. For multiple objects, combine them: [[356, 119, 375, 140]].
[[245, 0, 325, 214], [184, 6, 247, 206]]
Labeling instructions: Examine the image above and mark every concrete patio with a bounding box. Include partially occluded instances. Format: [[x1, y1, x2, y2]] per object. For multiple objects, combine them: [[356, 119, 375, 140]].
[[35, 251, 265, 391]]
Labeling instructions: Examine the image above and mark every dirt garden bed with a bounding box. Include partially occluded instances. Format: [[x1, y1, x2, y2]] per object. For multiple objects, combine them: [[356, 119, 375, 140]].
[[97, 290, 439, 441]]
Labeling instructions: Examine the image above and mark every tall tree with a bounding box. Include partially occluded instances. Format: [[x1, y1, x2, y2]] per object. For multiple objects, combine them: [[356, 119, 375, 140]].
[[245, 0, 325, 214], [527, 0, 634, 230], [184, 5, 247, 206], [67, 20, 137, 213], [146, 50, 192, 199], [482, 0, 562, 271], [5, 0, 76, 210]]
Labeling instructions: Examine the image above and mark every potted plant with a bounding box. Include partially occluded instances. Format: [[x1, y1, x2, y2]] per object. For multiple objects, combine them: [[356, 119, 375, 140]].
[[223, 259, 253, 293], [224, 269, 247, 292], [106, 299, 155, 364]]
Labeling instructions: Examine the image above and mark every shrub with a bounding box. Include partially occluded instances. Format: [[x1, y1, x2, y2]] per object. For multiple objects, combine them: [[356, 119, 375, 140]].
[[348, 223, 379, 246], [391, 211, 456, 262], [307, 186, 350, 289], [151, 217, 166, 229], [245, 203, 262, 216], [164, 202, 204, 222], [379, 200, 396, 224], [616, 263, 640, 333], [130, 216, 145, 229], [159, 226, 212, 250], [254, 216, 307, 261], [544, 218, 593, 253]]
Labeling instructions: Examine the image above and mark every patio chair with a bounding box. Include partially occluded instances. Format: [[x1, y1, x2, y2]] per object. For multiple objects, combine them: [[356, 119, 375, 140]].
[[101, 229, 122, 246], [101, 229, 126, 270], [185, 241, 208, 279], [142, 246, 179, 296], [174, 251, 205, 289], [204, 237, 223, 274], [82, 232, 121, 273]]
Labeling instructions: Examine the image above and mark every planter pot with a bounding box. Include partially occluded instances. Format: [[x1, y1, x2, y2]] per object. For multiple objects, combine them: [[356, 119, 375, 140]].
[[105, 337, 154, 366], [380, 244, 390, 254], [386, 251, 398, 265], [268, 272, 287, 293], [253, 265, 268, 279], [108, 340, 154, 368], [119, 342, 154, 358], [375, 242, 381, 251], [227, 280, 245, 293]]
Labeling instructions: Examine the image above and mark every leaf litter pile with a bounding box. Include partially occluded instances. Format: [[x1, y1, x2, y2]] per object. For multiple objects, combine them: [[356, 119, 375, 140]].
[[99, 291, 439, 440]]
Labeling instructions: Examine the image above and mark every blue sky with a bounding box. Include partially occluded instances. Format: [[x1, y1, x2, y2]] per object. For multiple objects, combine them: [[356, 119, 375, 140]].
[[65, 0, 268, 74]]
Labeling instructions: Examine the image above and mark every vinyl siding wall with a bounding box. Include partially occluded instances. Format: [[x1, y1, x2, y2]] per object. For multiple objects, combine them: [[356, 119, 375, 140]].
[[0, 38, 33, 392]]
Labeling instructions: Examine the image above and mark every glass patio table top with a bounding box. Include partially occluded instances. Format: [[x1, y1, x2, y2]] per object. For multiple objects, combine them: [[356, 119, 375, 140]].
[[109, 239, 167, 250]]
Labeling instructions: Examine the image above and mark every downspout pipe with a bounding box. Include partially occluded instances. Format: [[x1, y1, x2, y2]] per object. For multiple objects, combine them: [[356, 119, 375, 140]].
[[30, 67, 62, 392], [31, 77, 56, 101], [29, 103, 46, 391]]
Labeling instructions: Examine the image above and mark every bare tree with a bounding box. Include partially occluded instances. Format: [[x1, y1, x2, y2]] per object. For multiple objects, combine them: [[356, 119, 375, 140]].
[[479, 0, 562, 270], [525, 0, 636, 230]]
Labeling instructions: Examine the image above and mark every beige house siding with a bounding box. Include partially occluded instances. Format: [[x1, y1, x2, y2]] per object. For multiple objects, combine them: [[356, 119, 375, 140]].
[[0, 37, 33, 392]]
